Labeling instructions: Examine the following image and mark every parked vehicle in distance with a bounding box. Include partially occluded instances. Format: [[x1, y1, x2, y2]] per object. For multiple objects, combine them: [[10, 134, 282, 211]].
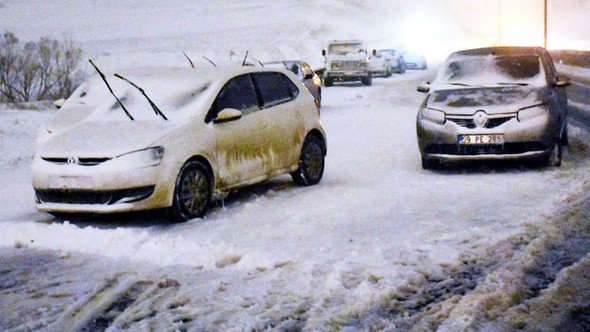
[[322, 39, 372, 86], [378, 49, 406, 74], [401, 50, 427, 70], [369, 50, 392, 77], [263, 60, 322, 108], [32, 65, 327, 221], [416, 46, 570, 169]]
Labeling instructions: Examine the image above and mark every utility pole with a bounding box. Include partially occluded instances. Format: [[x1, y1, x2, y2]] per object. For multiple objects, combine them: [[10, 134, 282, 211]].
[[498, 0, 502, 46], [544, 0, 548, 48]]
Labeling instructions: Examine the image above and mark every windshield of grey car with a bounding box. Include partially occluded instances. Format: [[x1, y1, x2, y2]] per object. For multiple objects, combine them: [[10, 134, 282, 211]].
[[439, 54, 544, 86]]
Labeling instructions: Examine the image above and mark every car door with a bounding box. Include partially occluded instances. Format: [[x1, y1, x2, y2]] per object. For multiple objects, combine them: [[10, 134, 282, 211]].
[[207, 73, 270, 189], [251, 71, 302, 173]]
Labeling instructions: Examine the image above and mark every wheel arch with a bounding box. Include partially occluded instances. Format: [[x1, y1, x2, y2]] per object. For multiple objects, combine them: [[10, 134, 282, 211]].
[[182, 155, 215, 192], [305, 129, 327, 156]]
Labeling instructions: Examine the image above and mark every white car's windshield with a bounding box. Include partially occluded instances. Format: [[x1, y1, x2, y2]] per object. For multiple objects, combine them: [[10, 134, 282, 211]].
[[61, 72, 211, 122], [328, 43, 366, 55]]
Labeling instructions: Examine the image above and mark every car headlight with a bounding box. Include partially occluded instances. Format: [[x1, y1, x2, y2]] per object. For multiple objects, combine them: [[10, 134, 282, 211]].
[[420, 108, 446, 125], [517, 104, 547, 122], [110, 146, 165, 168]]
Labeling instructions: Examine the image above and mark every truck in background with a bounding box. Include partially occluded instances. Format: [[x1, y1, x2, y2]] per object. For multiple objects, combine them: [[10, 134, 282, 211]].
[[322, 40, 372, 86]]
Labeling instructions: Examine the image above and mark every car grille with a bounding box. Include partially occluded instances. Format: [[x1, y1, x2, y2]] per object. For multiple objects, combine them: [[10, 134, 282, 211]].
[[331, 61, 366, 70], [35, 186, 155, 205], [42, 157, 112, 166], [425, 142, 546, 155], [447, 114, 516, 129]]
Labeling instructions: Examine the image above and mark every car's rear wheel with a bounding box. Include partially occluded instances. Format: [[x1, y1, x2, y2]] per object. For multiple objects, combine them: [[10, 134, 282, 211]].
[[170, 160, 212, 222], [292, 135, 325, 186], [362, 74, 372, 86]]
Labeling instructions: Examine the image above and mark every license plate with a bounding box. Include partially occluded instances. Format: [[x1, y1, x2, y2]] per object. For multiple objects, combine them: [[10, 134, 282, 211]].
[[46, 176, 96, 189], [458, 134, 504, 145]]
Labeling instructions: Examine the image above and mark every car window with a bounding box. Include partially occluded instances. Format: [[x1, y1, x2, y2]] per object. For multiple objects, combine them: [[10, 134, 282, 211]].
[[253, 72, 299, 108], [206, 74, 259, 122], [439, 54, 544, 86]]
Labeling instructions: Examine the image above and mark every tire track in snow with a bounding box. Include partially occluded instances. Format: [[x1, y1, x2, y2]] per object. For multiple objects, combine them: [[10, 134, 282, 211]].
[[52, 275, 151, 331]]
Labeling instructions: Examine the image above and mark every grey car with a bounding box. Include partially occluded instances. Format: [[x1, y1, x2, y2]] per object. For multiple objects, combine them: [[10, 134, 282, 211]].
[[264, 60, 322, 108], [416, 46, 570, 169]]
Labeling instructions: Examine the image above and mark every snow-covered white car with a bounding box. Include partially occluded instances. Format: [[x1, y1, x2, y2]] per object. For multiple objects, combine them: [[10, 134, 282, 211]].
[[379, 49, 406, 74], [417, 46, 569, 169], [369, 50, 392, 77], [32, 65, 327, 221]]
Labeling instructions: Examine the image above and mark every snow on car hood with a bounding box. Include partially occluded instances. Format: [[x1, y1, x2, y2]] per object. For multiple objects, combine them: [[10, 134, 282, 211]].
[[37, 120, 177, 158], [426, 86, 545, 115]]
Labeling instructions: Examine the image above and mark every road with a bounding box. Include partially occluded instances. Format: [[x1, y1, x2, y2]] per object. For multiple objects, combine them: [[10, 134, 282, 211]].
[[568, 80, 590, 129], [2, 68, 590, 330]]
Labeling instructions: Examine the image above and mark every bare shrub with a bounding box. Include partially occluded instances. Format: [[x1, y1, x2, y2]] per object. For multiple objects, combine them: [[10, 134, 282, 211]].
[[0, 31, 83, 103]]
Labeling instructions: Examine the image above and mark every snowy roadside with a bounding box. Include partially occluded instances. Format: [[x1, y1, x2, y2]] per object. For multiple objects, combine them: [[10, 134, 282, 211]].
[[2, 70, 590, 330]]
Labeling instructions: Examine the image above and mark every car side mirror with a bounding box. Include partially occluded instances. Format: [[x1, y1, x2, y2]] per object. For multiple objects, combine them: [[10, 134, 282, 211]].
[[322, 49, 326, 56], [417, 82, 430, 93], [53, 98, 65, 109], [304, 72, 314, 80], [372, 49, 377, 56], [214, 108, 242, 124], [554, 76, 571, 87]]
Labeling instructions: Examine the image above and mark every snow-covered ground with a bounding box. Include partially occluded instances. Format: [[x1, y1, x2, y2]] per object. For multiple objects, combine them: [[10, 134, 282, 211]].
[[2, 1, 590, 331]]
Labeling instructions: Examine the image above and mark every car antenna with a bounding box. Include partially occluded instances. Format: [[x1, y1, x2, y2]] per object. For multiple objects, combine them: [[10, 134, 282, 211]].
[[114, 73, 168, 120], [258, 60, 264, 67], [183, 52, 195, 69], [242, 51, 249, 66], [88, 59, 134, 121], [202, 56, 217, 67]]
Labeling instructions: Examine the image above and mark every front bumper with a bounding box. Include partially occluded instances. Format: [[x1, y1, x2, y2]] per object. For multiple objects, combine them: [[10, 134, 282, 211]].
[[326, 70, 369, 81], [417, 110, 556, 162], [32, 158, 175, 214]]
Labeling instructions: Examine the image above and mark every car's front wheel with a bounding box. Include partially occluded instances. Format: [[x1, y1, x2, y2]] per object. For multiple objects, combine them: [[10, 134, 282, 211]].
[[362, 74, 372, 86], [292, 135, 325, 186], [421, 156, 440, 170], [170, 160, 212, 222]]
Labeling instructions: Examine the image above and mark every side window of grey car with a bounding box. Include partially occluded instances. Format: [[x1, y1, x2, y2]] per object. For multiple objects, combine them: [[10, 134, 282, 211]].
[[206, 74, 259, 123], [253, 72, 299, 108]]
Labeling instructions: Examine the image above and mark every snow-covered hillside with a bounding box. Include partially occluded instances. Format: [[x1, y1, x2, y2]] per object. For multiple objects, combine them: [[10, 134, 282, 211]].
[[2, 1, 590, 331]]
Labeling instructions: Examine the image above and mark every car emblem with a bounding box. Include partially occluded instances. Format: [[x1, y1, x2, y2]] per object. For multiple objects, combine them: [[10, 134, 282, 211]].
[[474, 110, 488, 128], [67, 156, 79, 165]]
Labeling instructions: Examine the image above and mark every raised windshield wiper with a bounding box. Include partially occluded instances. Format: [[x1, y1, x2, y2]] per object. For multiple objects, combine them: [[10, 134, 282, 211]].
[[114, 74, 168, 121], [496, 82, 529, 86], [88, 60, 134, 121], [447, 82, 474, 87]]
